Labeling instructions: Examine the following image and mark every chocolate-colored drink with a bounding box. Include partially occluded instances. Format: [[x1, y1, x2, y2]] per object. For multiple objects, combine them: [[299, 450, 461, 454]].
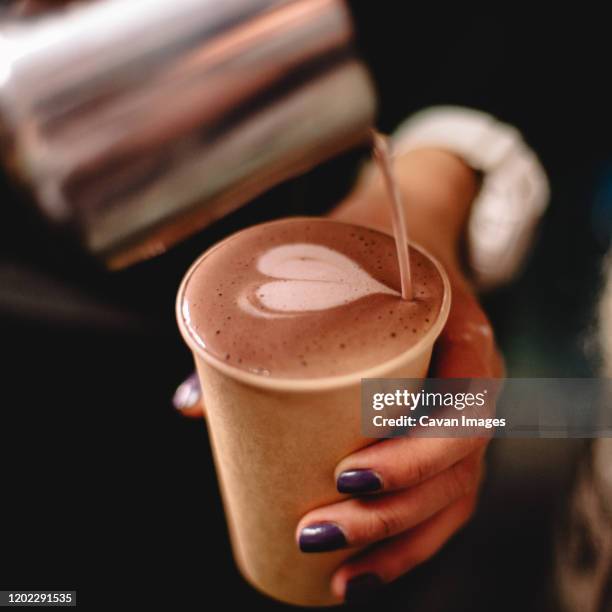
[[177, 218, 450, 606], [180, 218, 444, 380]]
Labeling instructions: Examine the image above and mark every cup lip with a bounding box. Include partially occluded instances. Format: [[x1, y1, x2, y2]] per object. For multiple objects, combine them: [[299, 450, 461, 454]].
[[176, 217, 451, 393]]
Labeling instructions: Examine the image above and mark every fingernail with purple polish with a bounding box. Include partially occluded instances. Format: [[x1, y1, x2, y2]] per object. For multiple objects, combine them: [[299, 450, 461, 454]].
[[173, 372, 201, 411], [299, 522, 347, 553], [337, 469, 382, 494], [344, 573, 384, 604]]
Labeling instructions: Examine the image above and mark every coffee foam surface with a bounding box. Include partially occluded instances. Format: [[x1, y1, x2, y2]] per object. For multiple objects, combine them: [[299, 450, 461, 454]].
[[181, 218, 444, 379]]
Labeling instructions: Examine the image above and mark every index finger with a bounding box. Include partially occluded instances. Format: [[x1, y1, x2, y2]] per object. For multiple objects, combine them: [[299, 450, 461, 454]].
[[335, 436, 488, 494]]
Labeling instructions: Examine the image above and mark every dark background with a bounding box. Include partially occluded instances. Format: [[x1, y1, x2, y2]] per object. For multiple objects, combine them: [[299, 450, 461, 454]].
[[1, 5, 610, 610]]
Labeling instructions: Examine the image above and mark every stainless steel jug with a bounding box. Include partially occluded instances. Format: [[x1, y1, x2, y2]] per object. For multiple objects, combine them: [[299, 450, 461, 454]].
[[0, 0, 376, 268]]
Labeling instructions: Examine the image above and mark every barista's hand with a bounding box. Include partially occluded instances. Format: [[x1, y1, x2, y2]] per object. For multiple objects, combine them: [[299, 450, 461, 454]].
[[297, 148, 503, 603], [173, 148, 503, 604], [296, 277, 502, 604]]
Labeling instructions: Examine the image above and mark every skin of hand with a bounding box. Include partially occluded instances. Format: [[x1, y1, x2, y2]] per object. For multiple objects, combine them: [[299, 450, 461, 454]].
[[176, 148, 504, 601]]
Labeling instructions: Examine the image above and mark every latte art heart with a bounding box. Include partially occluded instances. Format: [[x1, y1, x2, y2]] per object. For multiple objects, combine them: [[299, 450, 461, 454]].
[[239, 243, 398, 318]]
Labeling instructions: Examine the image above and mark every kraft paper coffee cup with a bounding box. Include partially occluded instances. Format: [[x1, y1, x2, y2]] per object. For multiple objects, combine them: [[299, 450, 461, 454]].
[[176, 224, 451, 607]]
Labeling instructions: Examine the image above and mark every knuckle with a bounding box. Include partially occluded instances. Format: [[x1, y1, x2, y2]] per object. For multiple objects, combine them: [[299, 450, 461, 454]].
[[372, 511, 394, 540], [447, 459, 478, 499], [360, 502, 402, 542], [402, 453, 433, 487]]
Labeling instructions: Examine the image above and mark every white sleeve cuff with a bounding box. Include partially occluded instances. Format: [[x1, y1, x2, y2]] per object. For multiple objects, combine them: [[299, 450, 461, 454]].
[[392, 106, 550, 290]]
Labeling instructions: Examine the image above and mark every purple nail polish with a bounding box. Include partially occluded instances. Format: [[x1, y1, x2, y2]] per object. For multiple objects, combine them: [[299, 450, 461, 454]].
[[172, 372, 201, 411], [344, 573, 384, 604], [299, 522, 347, 553], [337, 469, 382, 494]]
